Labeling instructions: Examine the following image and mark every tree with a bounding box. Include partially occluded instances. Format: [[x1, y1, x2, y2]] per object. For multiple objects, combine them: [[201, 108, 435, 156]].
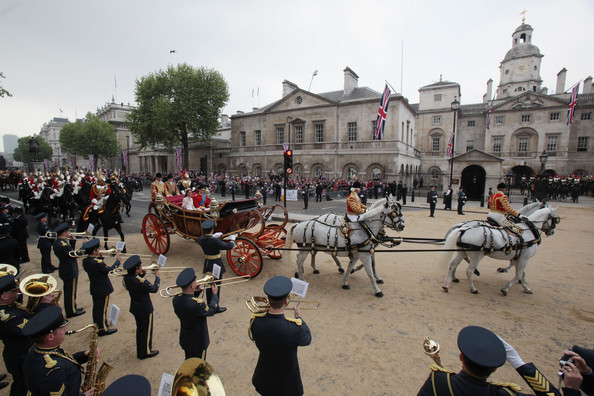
[[128, 63, 230, 170], [0, 72, 12, 98], [59, 112, 120, 170], [13, 135, 53, 163]]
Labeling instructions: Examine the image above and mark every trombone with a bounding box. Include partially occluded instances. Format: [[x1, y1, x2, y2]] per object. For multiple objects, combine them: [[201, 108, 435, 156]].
[[69, 248, 153, 258], [245, 295, 320, 314], [109, 263, 187, 277], [159, 273, 251, 298], [19, 274, 62, 311], [44, 231, 123, 243]]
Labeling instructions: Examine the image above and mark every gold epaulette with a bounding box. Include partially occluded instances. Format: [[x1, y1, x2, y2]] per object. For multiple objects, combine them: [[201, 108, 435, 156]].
[[192, 298, 204, 304], [250, 313, 266, 319], [285, 317, 303, 326], [61, 241, 68, 246], [489, 381, 522, 391], [430, 364, 454, 373], [136, 275, 145, 282], [43, 354, 57, 369]]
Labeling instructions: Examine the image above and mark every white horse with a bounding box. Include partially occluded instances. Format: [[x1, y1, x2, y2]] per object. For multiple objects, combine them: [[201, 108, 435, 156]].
[[285, 195, 404, 297], [439, 204, 559, 295]]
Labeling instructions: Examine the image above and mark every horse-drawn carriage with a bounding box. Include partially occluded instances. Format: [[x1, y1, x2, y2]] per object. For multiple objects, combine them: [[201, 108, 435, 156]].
[[141, 195, 288, 278]]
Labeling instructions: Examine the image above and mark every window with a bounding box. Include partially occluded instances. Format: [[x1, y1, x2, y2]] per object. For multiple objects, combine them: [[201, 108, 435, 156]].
[[433, 116, 441, 125], [315, 124, 324, 142], [546, 136, 558, 152], [347, 122, 357, 141], [295, 125, 303, 143], [577, 136, 588, 151], [514, 87, 526, 92], [434, 94, 442, 102], [467, 120, 475, 127], [518, 137, 528, 152], [581, 112, 592, 120], [432, 137, 440, 152], [430, 169, 439, 179], [371, 120, 378, 140], [549, 112, 560, 121], [254, 130, 261, 146], [276, 127, 284, 144], [240, 131, 246, 146], [314, 167, 323, 178], [495, 116, 504, 125], [466, 140, 474, 152], [493, 138, 502, 153], [521, 114, 531, 122]]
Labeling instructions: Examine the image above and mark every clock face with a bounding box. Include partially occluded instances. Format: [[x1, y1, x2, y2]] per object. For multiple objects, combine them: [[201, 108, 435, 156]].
[[296, 96, 303, 104], [514, 63, 528, 75]]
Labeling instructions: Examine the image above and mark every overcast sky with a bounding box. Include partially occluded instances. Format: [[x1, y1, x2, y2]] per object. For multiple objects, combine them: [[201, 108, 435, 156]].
[[1, 0, 593, 151]]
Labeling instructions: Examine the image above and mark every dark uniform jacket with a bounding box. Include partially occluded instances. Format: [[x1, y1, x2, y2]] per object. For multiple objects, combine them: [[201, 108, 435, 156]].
[[11, 214, 28, 241], [197, 235, 235, 276], [82, 257, 119, 297], [37, 221, 52, 249], [53, 238, 78, 280], [0, 303, 35, 375], [250, 312, 312, 396], [123, 273, 159, 316], [23, 345, 88, 396], [417, 362, 581, 396], [0, 237, 21, 267], [427, 190, 438, 204], [173, 293, 219, 353]]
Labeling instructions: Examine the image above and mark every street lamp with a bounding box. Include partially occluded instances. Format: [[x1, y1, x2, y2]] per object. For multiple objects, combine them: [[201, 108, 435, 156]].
[[539, 150, 548, 175], [449, 97, 460, 187], [283, 115, 293, 208]]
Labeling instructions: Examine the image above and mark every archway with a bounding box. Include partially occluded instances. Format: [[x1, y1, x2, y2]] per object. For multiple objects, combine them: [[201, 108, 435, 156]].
[[510, 165, 534, 186], [461, 165, 486, 200]]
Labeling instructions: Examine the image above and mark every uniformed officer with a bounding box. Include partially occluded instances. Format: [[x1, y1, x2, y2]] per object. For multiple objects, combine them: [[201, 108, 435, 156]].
[[81, 238, 120, 336], [52, 223, 85, 318], [0, 224, 20, 271], [196, 219, 236, 313], [102, 374, 151, 396], [249, 276, 312, 396], [457, 187, 467, 215], [346, 181, 367, 221], [10, 207, 29, 263], [417, 325, 581, 396], [122, 255, 160, 359], [150, 173, 166, 202], [22, 306, 94, 396], [427, 185, 438, 217], [173, 268, 219, 359], [0, 275, 53, 396], [488, 182, 523, 226], [36, 212, 56, 274]]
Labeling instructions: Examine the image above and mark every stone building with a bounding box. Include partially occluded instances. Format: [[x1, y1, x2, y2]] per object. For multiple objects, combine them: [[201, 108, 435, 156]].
[[39, 117, 69, 167], [225, 67, 420, 184]]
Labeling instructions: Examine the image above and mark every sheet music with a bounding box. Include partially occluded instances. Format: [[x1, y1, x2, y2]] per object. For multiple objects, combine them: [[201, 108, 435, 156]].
[[86, 223, 94, 234], [158, 254, 167, 267], [290, 277, 309, 298], [158, 372, 174, 396], [108, 304, 120, 327], [115, 241, 126, 251]]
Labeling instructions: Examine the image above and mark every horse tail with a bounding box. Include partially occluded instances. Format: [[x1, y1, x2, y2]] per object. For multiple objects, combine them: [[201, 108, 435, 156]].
[[284, 223, 297, 248], [438, 228, 463, 269]]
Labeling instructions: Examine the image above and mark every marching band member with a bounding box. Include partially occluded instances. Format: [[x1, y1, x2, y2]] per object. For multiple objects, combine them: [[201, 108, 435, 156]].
[[122, 255, 160, 359], [81, 238, 120, 337], [71, 172, 82, 195], [488, 182, 522, 226], [164, 174, 180, 196], [36, 212, 57, 274], [173, 268, 219, 359], [52, 223, 85, 318], [150, 173, 166, 202], [346, 181, 367, 221]]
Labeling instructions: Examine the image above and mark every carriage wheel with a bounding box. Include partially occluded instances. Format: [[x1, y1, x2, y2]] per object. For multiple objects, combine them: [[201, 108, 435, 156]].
[[261, 205, 288, 229], [260, 226, 287, 259], [227, 237, 263, 278], [142, 214, 170, 255]]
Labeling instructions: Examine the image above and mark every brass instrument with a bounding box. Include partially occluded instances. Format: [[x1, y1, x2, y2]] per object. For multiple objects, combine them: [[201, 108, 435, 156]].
[[44, 231, 122, 242], [172, 358, 225, 396], [67, 324, 113, 396], [423, 337, 443, 367], [109, 263, 186, 277], [69, 248, 153, 258], [0, 264, 18, 277], [245, 295, 320, 314], [159, 274, 251, 298], [19, 274, 62, 311]]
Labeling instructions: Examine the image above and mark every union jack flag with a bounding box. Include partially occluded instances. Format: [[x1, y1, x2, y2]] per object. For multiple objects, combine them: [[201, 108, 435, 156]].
[[175, 146, 182, 170], [88, 154, 94, 170], [567, 84, 579, 125], [374, 84, 391, 140], [486, 97, 495, 130], [446, 132, 455, 158], [283, 142, 289, 152], [122, 149, 128, 168]]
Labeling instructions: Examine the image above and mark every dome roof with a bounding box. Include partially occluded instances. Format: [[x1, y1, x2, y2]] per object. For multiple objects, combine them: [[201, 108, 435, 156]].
[[514, 23, 533, 34], [503, 44, 542, 62]]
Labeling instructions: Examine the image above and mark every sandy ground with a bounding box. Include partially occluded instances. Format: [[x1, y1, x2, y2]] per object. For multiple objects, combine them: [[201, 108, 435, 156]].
[[3, 204, 593, 395]]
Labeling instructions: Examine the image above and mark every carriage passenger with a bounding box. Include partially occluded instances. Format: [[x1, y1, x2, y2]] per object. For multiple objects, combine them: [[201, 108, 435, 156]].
[[193, 185, 211, 210], [488, 182, 524, 227], [346, 181, 367, 221], [182, 190, 197, 210]]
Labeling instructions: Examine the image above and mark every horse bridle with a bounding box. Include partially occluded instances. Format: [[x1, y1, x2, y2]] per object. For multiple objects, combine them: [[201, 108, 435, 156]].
[[382, 201, 404, 231], [535, 212, 560, 236]]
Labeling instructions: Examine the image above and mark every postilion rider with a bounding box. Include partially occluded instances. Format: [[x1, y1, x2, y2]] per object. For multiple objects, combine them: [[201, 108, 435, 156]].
[[346, 181, 367, 221], [488, 182, 527, 227]]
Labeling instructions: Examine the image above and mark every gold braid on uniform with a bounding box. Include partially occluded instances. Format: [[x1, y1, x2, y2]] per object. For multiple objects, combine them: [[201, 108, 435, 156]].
[[284, 317, 303, 326], [35, 348, 83, 369], [430, 363, 454, 373], [489, 381, 522, 392], [248, 313, 265, 342]]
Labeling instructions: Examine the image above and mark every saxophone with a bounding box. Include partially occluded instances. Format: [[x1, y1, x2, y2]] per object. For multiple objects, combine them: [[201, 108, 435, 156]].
[[67, 324, 113, 395]]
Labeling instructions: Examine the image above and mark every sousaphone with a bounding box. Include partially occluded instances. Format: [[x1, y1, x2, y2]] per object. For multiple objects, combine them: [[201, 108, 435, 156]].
[[172, 358, 225, 396]]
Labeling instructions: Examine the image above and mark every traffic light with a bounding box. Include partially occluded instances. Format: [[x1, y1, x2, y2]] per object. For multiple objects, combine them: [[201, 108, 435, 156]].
[[284, 150, 293, 175]]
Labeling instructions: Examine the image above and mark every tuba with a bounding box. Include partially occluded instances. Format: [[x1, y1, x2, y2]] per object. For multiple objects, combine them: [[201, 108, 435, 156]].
[[19, 274, 62, 311], [66, 324, 113, 396], [0, 264, 18, 278], [172, 358, 225, 396]]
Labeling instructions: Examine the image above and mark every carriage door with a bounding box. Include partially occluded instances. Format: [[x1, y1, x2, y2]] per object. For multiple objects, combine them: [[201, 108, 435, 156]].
[[460, 165, 486, 200]]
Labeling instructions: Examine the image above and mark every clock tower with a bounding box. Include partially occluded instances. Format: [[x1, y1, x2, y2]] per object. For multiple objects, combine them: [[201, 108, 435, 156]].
[[497, 21, 543, 99]]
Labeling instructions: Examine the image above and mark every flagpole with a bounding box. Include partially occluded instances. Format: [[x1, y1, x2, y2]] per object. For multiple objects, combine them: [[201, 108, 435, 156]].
[[385, 80, 398, 95], [564, 80, 582, 94], [400, 41, 404, 94]]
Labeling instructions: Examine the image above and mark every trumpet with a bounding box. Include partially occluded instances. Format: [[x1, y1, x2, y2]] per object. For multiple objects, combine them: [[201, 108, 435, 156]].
[[245, 295, 320, 314], [69, 248, 153, 258], [0, 264, 18, 277], [159, 274, 251, 298], [109, 263, 187, 277], [19, 274, 62, 311]]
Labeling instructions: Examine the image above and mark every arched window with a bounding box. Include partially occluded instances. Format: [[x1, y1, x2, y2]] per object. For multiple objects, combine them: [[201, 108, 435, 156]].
[[314, 166, 324, 178], [371, 167, 382, 180], [348, 167, 357, 180], [430, 168, 440, 180]]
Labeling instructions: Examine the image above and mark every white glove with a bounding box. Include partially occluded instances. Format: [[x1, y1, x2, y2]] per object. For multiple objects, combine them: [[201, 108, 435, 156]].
[[91, 198, 98, 205], [497, 336, 525, 369], [212, 232, 223, 239], [229, 234, 237, 241]]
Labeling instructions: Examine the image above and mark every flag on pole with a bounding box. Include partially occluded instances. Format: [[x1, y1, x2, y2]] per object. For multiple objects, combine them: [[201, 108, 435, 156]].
[[446, 132, 455, 157], [374, 84, 391, 140], [122, 149, 128, 168], [175, 146, 182, 170], [486, 97, 495, 130], [283, 142, 289, 152], [567, 84, 579, 125], [88, 154, 95, 170]]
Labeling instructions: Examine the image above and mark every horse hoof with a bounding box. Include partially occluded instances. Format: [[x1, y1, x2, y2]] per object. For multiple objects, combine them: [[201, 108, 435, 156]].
[[497, 267, 506, 273], [474, 269, 480, 276], [500, 289, 508, 296], [376, 279, 384, 284], [442, 286, 449, 293], [350, 269, 354, 274], [523, 289, 533, 294], [452, 278, 460, 283], [338, 268, 345, 274], [313, 270, 320, 275], [294, 272, 299, 279], [342, 285, 350, 290], [375, 292, 383, 298], [471, 289, 478, 294]]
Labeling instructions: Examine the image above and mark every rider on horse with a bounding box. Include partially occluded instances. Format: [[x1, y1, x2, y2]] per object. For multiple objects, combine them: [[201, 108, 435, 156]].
[[346, 181, 367, 222], [90, 174, 111, 213], [488, 182, 526, 227]]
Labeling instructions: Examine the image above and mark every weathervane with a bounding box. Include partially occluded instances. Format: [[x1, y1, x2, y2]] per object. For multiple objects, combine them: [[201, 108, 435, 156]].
[[519, 9, 527, 23]]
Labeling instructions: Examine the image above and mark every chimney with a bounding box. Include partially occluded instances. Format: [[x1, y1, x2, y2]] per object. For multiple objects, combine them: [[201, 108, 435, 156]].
[[220, 114, 229, 124], [556, 68, 567, 94], [483, 79, 493, 103], [343, 67, 359, 96], [583, 76, 593, 94], [282, 80, 298, 97], [541, 87, 548, 95]]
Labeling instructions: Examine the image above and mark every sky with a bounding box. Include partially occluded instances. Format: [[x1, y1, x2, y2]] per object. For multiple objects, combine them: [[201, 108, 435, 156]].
[[1, 0, 593, 151]]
